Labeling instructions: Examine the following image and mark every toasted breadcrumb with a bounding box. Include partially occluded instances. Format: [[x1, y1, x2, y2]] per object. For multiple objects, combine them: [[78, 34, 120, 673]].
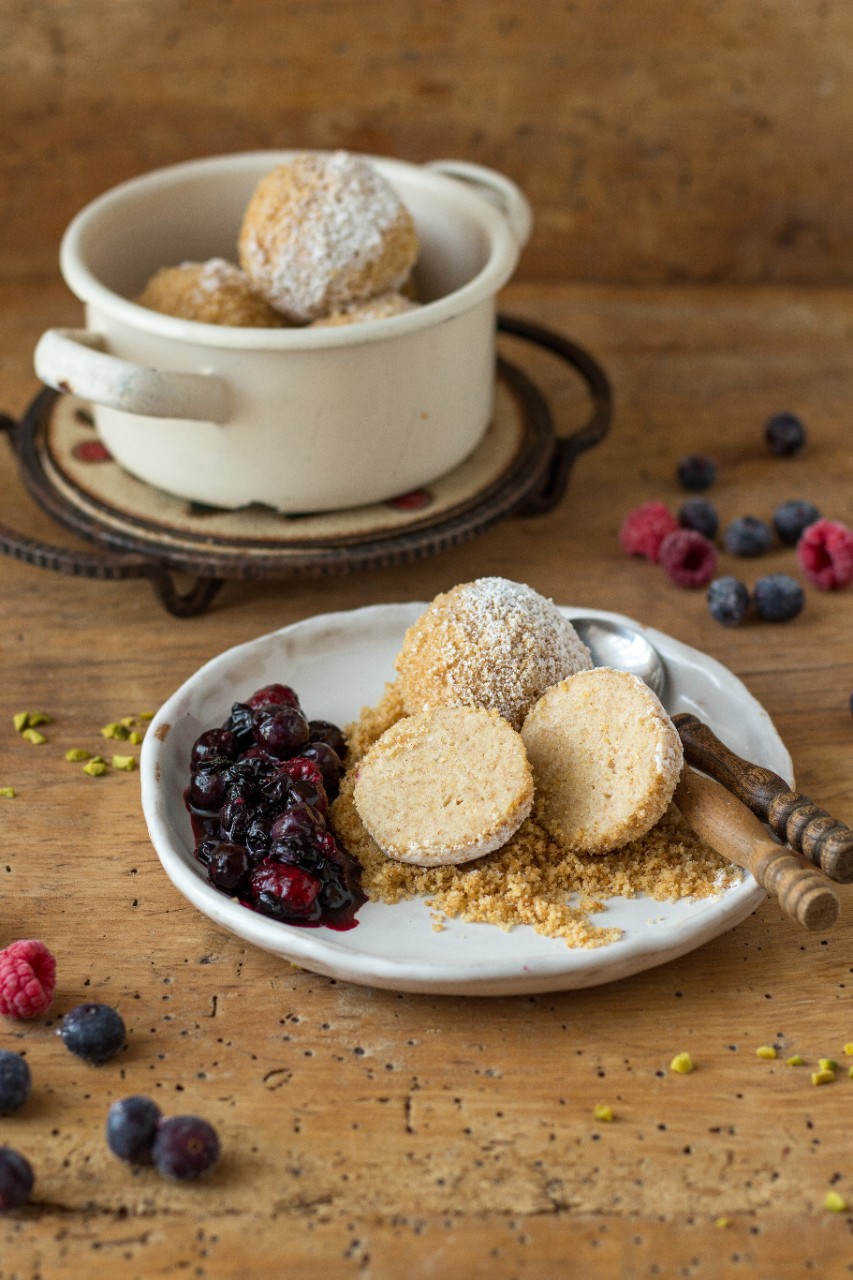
[[332, 682, 741, 949]]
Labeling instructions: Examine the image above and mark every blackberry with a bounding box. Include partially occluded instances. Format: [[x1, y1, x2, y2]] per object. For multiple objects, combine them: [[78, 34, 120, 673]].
[[151, 1115, 220, 1181], [106, 1095, 162, 1164], [0, 1051, 31, 1116], [772, 499, 820, 546], [753, 574, 805, 622], [676, 454, 717, 492], [723, 515, 773, 557], [707, 576, 751, 627], [764, 411, 806, 457], [59, 1002, 126, 1065], [0, 1147, 34, 1210], [678, 498, 719, 540]]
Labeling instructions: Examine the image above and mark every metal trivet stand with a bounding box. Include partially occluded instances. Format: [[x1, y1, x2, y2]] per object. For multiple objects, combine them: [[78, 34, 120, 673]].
[[0, 316, 612, 617]]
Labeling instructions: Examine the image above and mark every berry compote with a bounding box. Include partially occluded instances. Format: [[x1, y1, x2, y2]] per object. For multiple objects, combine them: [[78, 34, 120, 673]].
[[185, 683, 365, 930]]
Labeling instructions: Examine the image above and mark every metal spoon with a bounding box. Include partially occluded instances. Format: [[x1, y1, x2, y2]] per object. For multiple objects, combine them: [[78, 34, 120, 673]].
[[570, 615, 667, 700]]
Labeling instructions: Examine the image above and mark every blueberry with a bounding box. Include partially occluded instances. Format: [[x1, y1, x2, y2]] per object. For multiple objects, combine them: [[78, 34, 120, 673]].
[[151, 1115, 220, 1181], [190, 729, 236, 769], [106, 1096, 162, 1164], [0, 1052, 31, 1116], [753, 574, 805, 622], [677, 454, 717, 492], [765, 412, 806, 457], [251, 706, 309, 759], [707, 576, 751, 627], [0, 1147, 34, 1210], [206, 842, 251, 893], [307, 720, 347, 759], [678, 498, 719, 540], [723, 515, 774, 557], [59, 1002, 126, 1065], [772, 499, 820, 546]]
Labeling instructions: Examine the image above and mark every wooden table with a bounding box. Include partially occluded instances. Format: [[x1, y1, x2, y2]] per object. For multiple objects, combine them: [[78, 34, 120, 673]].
[[1, 278, 852, 1278]]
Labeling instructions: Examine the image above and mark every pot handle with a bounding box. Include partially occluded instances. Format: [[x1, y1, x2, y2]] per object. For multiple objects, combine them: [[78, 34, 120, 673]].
[[424, 160, 533, 250], [34, 328, 231, 424]]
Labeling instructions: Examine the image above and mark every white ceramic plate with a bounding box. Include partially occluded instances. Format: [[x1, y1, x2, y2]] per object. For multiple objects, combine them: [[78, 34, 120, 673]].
[[140, 604, 791, 996]]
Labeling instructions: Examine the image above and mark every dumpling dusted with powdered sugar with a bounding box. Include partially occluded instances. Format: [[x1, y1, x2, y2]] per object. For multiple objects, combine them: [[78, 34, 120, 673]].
[[394, 577, 594, 731], [237, 151, 419, 324]]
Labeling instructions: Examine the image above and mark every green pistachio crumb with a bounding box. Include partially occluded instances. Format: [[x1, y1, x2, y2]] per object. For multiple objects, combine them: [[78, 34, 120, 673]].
[[83, 759, 108, 777], [811, 1069, 835, 1086], [128, 731, 144, 745], [786, 1055, 805, 1066], [12, 712, 30, 732], [819, 1058, 838, 1073], [100, 721, 130, 740], [0, 787, 16, 799], [843, 1043, 853, 1057], [670, 1052, 694, 1075], [714, 1217, 731, 1229], [756, 1045, 777, 1060], [27, 711, 52, 726], [64, 748, 91, 762], [21, 728, 47, 745], [137, 711, 155, 721], [120, 716, 136, 728], [111, 755, 137, 772], [848, 1065, 853, 1079], [593, 1104, 614, 1122], [824, 1191, 848, 1213]]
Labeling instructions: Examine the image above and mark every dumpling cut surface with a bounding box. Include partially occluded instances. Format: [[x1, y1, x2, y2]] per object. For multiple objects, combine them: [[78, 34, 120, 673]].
[[394, 577, 593, 730], [353, 706, 534, 867], [521, 666, 683, 855]]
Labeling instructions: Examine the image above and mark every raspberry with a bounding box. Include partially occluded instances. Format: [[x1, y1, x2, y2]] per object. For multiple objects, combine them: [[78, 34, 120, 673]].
[[59, 1002, 126, 1065], [0, 940, 57, 1019], [797, 518, 853, 590], [676, 454, 717, 492], [753, 574, 805, 622], [764, 411, 806, 457], [707, 576, 751, 627], [772, 499, 820, 547], [152, 1115, 220, 1181], [106, 1096, 162, 1164], [679, 498, 719, 540], [0, 1148, 34, 1210], [658, 529, 718, 588], [723, 515, 774, 557], [619, 502, 678, 561], [0, 1051, 31, 1116]]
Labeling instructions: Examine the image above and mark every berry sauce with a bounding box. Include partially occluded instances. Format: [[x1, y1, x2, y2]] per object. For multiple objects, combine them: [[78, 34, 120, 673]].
[[185, 683, 365, 931]]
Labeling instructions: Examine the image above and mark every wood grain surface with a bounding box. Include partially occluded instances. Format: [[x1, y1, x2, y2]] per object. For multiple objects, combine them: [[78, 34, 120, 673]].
[[2, 4, 853, 1277]]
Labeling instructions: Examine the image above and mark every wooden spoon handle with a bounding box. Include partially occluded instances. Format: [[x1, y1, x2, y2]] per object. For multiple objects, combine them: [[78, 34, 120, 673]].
[[673, 713, 853, 883], [674, 769, 840, 931]]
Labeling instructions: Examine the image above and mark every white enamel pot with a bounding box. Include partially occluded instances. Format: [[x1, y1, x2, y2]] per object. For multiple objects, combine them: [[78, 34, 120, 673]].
[[35, 152, 532, 513]]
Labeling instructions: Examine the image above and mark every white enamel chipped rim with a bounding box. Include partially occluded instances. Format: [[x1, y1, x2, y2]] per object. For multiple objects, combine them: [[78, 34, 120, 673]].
[[140, 604, 792, 997]]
